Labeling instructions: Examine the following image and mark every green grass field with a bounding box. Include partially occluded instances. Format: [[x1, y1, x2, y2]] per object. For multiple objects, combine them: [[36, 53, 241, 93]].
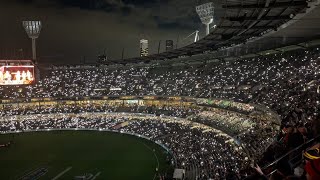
[[0, 131, 172, 180]]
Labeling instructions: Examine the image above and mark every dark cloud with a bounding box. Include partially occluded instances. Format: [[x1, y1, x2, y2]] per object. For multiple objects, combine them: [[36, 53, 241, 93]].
[[122, 0, 161, 7], [120, 6, 132, 16], [0, 0, 222, 63], [154, 15, 198, 30]]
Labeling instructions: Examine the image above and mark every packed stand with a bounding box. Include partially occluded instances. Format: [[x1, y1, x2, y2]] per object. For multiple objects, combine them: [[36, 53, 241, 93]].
[[0, 46, 319, 179], [0, 113, 249, 180], [0, 47, 318, 125]]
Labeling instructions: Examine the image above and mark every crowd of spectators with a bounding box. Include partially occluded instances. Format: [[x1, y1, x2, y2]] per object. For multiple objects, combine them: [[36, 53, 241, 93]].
[[0, 103, 200, 118], [0, 112, 250, 180], [0, 102, 276, 160], [0, 47, 318, 123], [118, 118, 249, 179], [189, 107, 277, 161], [0, 46, 319, 179], [192, 109, 255, 135]]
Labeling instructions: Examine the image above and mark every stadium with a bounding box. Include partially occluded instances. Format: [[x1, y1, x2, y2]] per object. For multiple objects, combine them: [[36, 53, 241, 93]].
[[0, 0, 320, 180]]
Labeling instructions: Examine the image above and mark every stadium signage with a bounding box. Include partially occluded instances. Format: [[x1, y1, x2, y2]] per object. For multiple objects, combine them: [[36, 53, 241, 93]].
[[0, 65, 35, 85], [143, 96, 156, 100], [167, 96, 181, 101], [120, 96, 137, 100]]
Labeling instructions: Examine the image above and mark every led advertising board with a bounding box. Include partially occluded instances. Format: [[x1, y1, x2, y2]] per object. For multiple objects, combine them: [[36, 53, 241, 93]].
[[0, 66, 35, 85]]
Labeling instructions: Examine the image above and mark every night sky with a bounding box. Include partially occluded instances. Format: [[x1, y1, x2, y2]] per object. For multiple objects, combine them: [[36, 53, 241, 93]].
[[0, 0, 222, 63]]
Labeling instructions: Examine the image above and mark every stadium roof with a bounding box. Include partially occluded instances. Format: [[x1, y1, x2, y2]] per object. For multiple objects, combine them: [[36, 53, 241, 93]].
[[109, 0, 320, 65]]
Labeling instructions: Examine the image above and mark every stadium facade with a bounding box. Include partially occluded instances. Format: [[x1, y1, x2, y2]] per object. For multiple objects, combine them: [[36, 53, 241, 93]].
[[1, 0, 320, 179]]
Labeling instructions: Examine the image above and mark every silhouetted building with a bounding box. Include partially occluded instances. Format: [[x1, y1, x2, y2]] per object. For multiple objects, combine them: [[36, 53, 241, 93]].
[[166, 40, 174, 52]]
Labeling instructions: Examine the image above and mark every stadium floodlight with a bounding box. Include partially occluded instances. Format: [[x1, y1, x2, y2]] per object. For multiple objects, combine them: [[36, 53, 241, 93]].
[[22, 21, 42, 61], [196, 2, 214, 36], [183, 30, 200, 43]]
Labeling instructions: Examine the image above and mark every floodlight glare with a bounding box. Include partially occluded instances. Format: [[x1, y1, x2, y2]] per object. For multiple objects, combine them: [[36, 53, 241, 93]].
[[196, 2, 214, 35], [22, 21, 42, 61]]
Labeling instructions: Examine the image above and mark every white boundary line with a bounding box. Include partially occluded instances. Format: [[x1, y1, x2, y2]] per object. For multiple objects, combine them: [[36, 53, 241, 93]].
[[91, 172, 101, 180], [51, 166, 72, 180]]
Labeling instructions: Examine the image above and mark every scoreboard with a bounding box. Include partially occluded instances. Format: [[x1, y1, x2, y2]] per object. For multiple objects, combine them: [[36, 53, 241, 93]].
[[0, 65, 35, 85]]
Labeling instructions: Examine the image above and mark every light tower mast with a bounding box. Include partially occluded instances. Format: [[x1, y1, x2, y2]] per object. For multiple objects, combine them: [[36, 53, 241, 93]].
[[196, 2, 214, 36], [194, 30, 200, 42], [22, 21, 42, 62], [183, 30, 200, 43]]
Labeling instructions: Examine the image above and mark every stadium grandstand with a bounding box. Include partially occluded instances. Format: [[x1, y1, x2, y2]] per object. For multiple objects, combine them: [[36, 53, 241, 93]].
[[0, 0, 320, 180]]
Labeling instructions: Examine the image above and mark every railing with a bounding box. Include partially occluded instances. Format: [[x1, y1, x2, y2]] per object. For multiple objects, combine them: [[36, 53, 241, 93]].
[[262, 135, 320, 176]]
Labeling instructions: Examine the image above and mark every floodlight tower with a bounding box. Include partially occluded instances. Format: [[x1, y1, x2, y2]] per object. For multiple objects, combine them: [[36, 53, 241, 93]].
[[182, 30, 200, 45], [22, 21, 42, 62], [196, 2, 214, 36]]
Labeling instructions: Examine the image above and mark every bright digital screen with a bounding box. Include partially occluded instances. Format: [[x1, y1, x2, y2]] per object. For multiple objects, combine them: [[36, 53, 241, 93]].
[[0, 66, 35, 85]]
